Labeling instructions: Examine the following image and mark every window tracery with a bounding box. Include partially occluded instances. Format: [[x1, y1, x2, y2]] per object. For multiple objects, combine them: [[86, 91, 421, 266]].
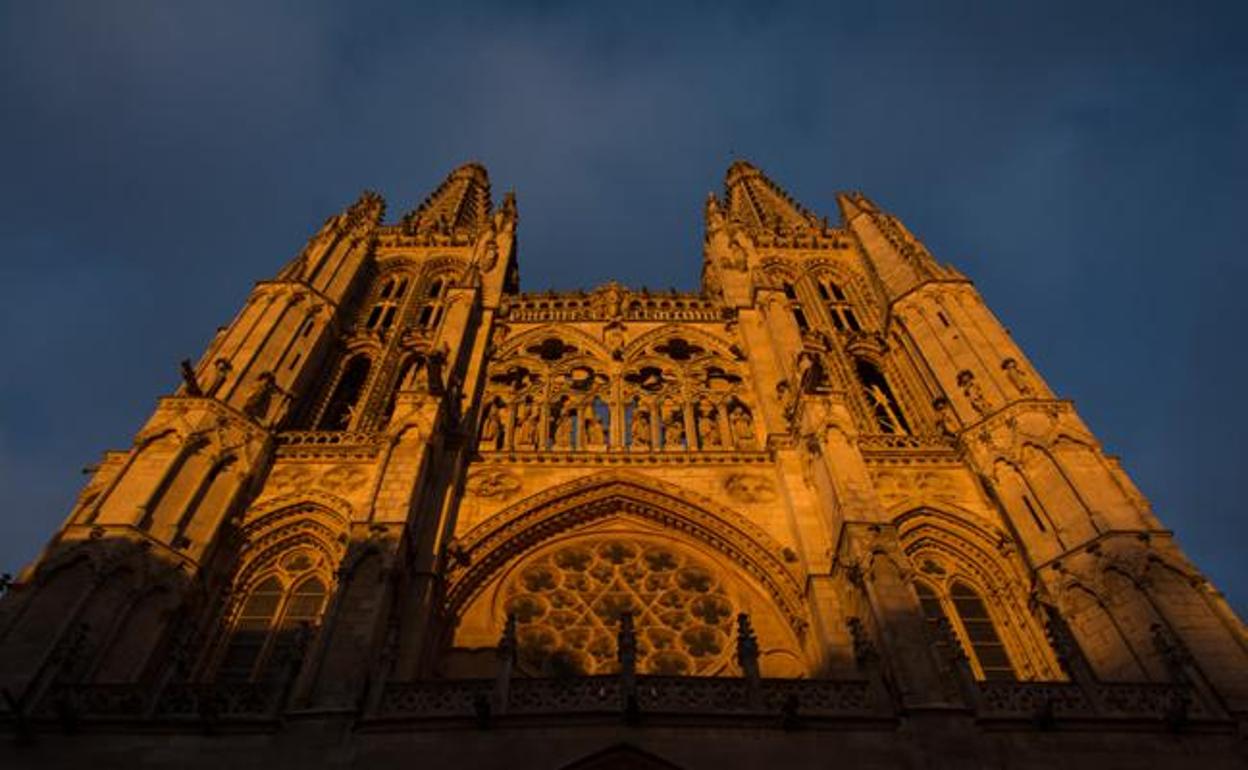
[[480, 331, 757, 454], [503, 536, 739, 676], [317, 355, 372, 430], [854, 358, 910, 435], [915, 578, 1017, 681], [814, 276, 861, 333], [217, 549, 331, 683], [363, 274, 410, 334]]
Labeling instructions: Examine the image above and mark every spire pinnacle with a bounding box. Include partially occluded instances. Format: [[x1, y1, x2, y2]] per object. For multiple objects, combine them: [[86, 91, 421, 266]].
[[721, 160, 820, 233], [400, 162, 494, 245]]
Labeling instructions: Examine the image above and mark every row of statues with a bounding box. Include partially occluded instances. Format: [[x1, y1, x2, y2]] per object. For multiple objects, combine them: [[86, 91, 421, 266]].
[[479, 396, 757, 452]]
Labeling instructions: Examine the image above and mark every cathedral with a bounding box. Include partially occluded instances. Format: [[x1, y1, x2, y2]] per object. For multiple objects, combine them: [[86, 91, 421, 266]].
[[0, 162, 1244, 768]]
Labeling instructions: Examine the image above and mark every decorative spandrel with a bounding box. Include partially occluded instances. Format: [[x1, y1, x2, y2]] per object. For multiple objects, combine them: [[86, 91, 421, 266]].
[[503, 537, 737, 677]]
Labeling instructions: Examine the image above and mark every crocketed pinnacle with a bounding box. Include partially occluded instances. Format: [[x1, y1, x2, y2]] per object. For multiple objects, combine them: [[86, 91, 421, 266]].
[[402, 162, 494, 236], [720, 160, 821, 232]]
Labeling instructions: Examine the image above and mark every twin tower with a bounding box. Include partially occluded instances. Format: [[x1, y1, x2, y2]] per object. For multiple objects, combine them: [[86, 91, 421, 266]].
[[0, 162, 1243, 767]]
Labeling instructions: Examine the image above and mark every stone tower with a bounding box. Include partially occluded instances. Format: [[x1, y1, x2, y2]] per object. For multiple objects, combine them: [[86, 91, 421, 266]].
[[0, 162, 1243, 768]]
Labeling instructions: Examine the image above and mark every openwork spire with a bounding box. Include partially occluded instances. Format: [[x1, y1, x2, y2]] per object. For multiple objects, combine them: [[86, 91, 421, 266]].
[[722, 160, 821, 233], [399, 162, 493, 244]]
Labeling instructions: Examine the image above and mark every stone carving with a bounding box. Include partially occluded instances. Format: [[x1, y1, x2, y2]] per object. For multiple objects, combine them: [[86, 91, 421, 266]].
[[242, 371, 290, 426], [696, 401, 721, 448], [1001, 358, 1034, 396], [319, 465, 370, 495], [872, 470, 960, 506], [582, 410, 607, 446], [265, 465, 318, 496], [663, 405, 686, 449], [631, 408, 652, 449], [723, 473, 777, 504], [729, 403, 756, 448], [467, 468, 522, 499], [957, 370, 990, 416], [933, 396, 960, 437], [479, 399, 505, 448]]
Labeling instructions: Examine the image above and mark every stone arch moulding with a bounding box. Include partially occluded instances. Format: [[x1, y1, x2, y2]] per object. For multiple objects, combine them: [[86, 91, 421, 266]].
[[232, 498, 352, 589], [620, 324, 739, 364], [494, 323, 613, 362], [444, 470, 808, 636], [893, 505, 1064, 679], [892, 505, 1024, 590]]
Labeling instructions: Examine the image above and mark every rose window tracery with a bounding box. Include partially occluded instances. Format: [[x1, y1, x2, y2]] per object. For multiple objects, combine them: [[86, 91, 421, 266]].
[[503, 537, 737, 676]]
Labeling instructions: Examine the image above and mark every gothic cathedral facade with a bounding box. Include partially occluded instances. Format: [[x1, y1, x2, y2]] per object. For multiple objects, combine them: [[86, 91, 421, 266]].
[[0, 163, 1244, 768]]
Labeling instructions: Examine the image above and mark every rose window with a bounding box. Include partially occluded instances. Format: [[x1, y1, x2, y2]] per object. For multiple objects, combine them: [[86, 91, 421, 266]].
[[503, 537, 737, 676]]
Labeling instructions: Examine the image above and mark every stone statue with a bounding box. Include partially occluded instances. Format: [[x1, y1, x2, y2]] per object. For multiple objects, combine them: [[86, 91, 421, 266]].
[[664, 407, 686, 449], [583, 410, 606, 446], [697, 402, 721, 448], [242, 371, 288, 425], [514, 400, 538, 448], [957, 370, 990, 416], [730, 404, 755, 448], [553, 407, 574, 449], [1001, 358, 1034, 396], [933, 397, 960, 437], [480, 400, 504, 446], [631, 407, 652, 449]]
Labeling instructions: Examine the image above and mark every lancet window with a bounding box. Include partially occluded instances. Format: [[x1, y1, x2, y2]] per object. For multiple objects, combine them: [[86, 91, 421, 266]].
[[364, 274, 410, 333], [814, 276, 861, 333], [416, 273, 449, 330], [854, 359, 909, 434], [217, 572, 328, 683], [780, 280, 810, 333], [916, 579, 1016, 681]]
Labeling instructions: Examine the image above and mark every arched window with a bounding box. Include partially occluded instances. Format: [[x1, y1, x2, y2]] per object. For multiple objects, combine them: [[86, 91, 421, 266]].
[[415, 275, 449, 330], [780, 280, 809, 332], [854, 359, 909, 434], [364, 275, 409, 333], [218, 575, 328, 683], [915, 580, 1016, 681], [318, 355, 371, 430], [816, 277, 861, 332], [950, 581, 1015, 680]]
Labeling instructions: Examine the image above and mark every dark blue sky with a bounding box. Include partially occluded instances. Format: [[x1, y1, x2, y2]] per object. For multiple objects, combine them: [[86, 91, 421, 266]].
[[1, 2, 1244, 613]]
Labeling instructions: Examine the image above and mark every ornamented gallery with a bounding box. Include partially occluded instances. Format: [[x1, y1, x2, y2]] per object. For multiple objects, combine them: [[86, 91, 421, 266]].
[[0, 162, 1244, 767]]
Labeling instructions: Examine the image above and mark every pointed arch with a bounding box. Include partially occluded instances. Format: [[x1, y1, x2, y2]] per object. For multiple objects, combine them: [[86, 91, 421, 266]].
[[445, 470, 806, 634], [894, 506, 1063, 680], [494, 324, 613, 362], [233, 499, 351, 593], [621, 324, 739, 364]]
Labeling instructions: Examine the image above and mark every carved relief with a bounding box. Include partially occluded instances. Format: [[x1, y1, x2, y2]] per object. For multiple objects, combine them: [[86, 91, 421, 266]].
[[319, 465, 371, 495], [872, 470, 962, 507], [466, 468, 522, 499], [723, 473, 777, 504]]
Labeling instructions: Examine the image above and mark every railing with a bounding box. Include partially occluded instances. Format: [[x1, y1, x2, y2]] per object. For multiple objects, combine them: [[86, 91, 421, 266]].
[[276, 431, 377, 447], [376, 676, 879, 720], [974, 680, 1210, 722], [30, 682, 285, 722], [858, 434, 958, 454], [155, 682, 284, 719], [17, 677, 1218, 728]]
